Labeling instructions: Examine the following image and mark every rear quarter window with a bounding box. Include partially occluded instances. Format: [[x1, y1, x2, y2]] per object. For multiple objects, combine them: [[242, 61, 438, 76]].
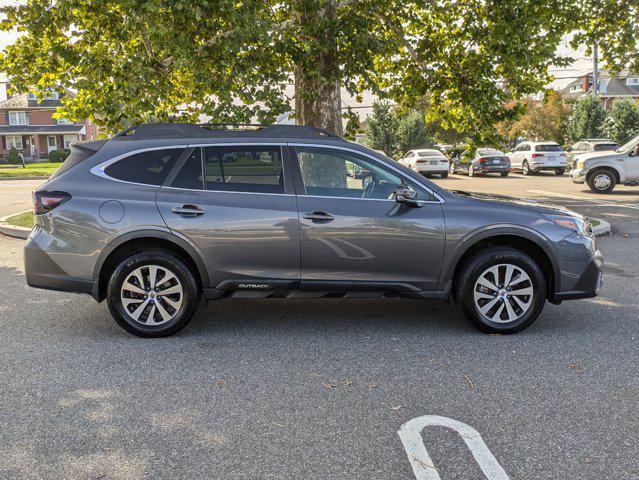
[[104, 148, 184, 185]]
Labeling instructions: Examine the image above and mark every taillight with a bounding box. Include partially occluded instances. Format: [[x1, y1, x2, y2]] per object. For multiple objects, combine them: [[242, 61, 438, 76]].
[[560, 153, 566, 157], [416, 159, 426, 163], [478, 157, 487, 164], [531, 153, 543, 158], [33, 191, 71, 215], [440, 159, 448, 163]]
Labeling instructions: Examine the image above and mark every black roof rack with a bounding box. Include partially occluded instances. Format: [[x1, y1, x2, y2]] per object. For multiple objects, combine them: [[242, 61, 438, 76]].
[[113, 123, 345, 141]]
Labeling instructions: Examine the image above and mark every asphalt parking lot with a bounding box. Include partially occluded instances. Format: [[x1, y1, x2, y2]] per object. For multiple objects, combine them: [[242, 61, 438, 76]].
[[0, 174, 637, 479]]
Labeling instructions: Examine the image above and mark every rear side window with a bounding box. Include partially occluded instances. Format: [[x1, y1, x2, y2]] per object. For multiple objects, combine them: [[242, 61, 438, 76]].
[[203, 146, 283, 193], [104, 148, 184, 185], [535, 144, 562, 152]]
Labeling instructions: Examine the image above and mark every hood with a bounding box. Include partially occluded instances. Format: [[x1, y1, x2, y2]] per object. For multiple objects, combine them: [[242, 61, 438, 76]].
[[575, 150, 623, 162], [452, 190, 582, 217]]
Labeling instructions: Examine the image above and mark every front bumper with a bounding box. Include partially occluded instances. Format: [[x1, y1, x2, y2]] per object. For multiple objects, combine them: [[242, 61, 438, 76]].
[[552, 249, 604, 301], [569, 168, 587, 183]]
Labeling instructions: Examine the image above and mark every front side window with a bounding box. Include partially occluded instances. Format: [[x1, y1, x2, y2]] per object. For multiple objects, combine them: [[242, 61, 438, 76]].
[[594, 143, 618, 151], [295, 147, 404, 200], [8, 112, 27, 125], [204, 146, 283, 194], [6, 135, 23, 150], [104, 148, 184, 185]]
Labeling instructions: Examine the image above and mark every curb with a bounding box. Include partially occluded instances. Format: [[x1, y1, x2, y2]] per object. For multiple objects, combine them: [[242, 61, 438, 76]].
[[0, 176, 49, 181], [591, 218, 611, 237], [0, 210, 32, 240]]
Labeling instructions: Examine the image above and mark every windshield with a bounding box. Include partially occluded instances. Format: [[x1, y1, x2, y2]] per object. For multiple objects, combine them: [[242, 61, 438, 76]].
[[594, 143, 618, 151], [477, 148, 504, 156], [616, 134, 639, 153], [416, 149, 444, 157], [535, 144, 562, 152]]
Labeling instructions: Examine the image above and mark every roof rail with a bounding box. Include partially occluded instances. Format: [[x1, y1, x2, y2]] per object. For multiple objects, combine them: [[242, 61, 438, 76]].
[[113, 123, 345, 141]]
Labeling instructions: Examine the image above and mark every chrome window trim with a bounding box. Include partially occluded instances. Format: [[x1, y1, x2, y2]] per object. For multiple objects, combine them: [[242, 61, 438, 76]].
[[90, 145, 189, 187], [288, 142, 445, 204]]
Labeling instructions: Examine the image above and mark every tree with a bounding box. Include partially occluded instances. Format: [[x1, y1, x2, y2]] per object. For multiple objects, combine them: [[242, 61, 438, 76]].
[[2, 1, 628, 137], [363, 101, 398, 155], [567, 96, 607, 142], [396, 110, 433, 154], [498, 92, 572, 145], [602, 98, 639, 144]]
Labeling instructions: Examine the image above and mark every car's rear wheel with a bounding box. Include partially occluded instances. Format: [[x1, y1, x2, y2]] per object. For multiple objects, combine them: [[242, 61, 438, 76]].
[[500, 171, 509, 177], [586, 169, 616, 194], [107, 249, 200, 337], [468, 165, 475, 177], [441, 171, 449, 178], [555, 168, 565, 176], [522, 161, 532, 175], [453, 247, 546, 334], [449, 163, 456, 174]]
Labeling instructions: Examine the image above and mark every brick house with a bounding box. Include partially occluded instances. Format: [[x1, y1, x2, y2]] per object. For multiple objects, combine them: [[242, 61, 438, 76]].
[[0, 91, 98, 160]]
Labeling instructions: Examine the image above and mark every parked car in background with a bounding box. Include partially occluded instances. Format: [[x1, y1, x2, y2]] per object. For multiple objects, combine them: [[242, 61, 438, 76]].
[[509, 141, 567, 175], [24, 123, 603, 336], [398, 148, 449, 178], [570, 133, 639, 193], [449, 148, 511, 177], [567, 139, 619, 169]]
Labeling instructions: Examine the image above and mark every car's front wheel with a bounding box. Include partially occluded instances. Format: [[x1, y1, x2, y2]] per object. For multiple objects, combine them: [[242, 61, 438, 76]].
[[586, 169, 616, 193], [453, 247, 547, 334], [522, 161, 532, 175], [449, 163, 456, 174], [107, 249, 200, 337], [555, 168, 565, 176], [468, 165, 475, 177]]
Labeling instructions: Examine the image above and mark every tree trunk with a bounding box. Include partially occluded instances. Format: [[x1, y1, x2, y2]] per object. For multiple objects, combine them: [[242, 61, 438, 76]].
[[293, 1, 343, 136]]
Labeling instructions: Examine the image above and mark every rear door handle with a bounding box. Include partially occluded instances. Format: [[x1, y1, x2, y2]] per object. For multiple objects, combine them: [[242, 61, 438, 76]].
[[172, 204, 205, 217], [303, 211, 334, 222]]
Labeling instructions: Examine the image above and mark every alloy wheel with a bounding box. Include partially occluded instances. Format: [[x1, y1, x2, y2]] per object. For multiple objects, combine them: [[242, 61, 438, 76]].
[[473, 264, 533, 323], [120, 265, 184, 325]]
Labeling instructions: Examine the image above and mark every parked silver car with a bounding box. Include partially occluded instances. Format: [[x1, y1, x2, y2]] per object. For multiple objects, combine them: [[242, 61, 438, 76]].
[[449, 148, 511, 176], [25, 124, 603, 336]]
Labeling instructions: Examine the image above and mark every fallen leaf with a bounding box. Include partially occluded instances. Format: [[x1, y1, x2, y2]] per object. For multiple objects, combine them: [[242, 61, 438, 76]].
[[343, 379, 353, 387], [391, 405, 402, 411], [464, 374, 475, 390], [322, 382, 335, 389], [271, 421, 284, 427], [368, 384, 377, 389]]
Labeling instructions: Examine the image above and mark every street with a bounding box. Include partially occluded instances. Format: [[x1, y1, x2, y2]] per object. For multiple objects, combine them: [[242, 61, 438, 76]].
[[0, 173, 637, 479]]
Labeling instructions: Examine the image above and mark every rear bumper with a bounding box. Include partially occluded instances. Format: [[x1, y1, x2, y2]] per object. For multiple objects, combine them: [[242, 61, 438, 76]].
[[552, 249, 604, 301], [414, 165, 448, 173], [24, 231, 95, 297]]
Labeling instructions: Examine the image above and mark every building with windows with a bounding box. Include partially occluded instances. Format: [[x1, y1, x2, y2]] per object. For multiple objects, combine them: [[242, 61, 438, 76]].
[[0, 91, 97, 160], [561, 71, 639, 110]]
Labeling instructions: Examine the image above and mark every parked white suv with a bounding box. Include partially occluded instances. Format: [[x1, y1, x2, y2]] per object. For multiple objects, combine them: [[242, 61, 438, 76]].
[[399, 149, 449, 177], [508, 141, 567, 175], [569, 134, 639, 193]]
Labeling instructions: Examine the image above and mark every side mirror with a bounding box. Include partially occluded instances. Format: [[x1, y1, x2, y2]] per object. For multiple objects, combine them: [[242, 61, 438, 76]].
[[395, 184, 424, 207]]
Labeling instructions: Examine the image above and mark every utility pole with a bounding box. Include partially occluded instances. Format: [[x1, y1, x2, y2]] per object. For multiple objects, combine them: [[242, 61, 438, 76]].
[[593, 42, 599, 98]]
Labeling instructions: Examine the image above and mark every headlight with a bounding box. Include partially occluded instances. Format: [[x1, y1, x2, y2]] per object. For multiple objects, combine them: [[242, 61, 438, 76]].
[[547, 215, 592, 236], [576, 159, 586, 169]]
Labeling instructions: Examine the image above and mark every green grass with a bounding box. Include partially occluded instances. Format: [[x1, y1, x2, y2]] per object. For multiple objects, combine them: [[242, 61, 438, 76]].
[[4, 211, 33, 228], [0, 162, 60, 178]]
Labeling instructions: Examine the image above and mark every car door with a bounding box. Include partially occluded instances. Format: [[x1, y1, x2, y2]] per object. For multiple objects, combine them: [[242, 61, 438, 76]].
[[156, 145, 300, 292], [510, 145, 522, 169], [625, 144, 639, 180], [290, 144, 445, 292]]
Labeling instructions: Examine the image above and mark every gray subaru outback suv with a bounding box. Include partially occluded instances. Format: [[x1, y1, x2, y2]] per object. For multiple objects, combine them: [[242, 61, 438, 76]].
[[25, 123, 603, 337]]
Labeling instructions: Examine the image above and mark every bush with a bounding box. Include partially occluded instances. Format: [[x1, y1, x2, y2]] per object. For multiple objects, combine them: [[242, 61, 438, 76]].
[[602, 99, 639, 144], [7, 147, 21, 165], [48, 148, 71, 163]]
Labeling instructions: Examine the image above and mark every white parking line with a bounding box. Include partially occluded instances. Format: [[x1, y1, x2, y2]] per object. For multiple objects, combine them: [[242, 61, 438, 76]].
[[526, 190, 639, 210], [398, 415, 510, 480]]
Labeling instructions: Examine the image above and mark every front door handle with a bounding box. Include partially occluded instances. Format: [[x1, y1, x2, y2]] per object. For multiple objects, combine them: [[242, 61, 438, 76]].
[[303, 211, 334, 222], [172, 204, 205, 217]]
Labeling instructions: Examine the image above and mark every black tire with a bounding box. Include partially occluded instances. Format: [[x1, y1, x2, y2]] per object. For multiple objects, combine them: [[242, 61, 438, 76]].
[[522, 161, 533, 175], [586, 169, 617, 194], [500, 171, 509, 177], [441, 171, 449, 178], [468, 165, 475, 177], [453, 247, 547, 334], [107, 249, 200, 337], [555, 168, 565, 176]]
